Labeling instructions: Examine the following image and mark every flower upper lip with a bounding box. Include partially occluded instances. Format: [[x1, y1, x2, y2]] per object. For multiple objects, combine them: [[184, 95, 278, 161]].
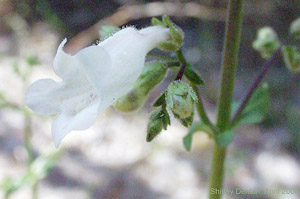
[[25, 26, 170, 147]]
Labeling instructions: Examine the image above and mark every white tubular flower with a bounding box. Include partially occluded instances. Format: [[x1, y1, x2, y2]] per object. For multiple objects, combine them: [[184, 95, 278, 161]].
[[25, 26, 170, 147]]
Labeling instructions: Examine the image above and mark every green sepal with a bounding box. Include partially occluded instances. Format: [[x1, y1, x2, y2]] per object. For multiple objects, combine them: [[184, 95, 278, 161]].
[[175, 112, 194, 127], [99, 25, 120, 40], [151, 17, 164, 26], [281, 45, 300, 73], [232, 84, 270, 128], [147, 111, 164, 142], [183, 121, 213, 151], [154, 15, 184, 52], [161, 107, 171, 130], [216, 130, 234, 148], [184, 64, 205, 85], [114, 62, 167, 113], [146, 107, 171, 142], [153, 92, 166, 107], [158, 40, 180, 52]]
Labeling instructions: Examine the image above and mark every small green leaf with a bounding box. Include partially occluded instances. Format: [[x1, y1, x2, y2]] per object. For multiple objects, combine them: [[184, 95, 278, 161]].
[[184, 64, 205, 85], [146, 107, 171, 142], [281, 45, 300, 73], [216, 130, 234, 148], [233, 84, 270, 127], [183, 121, 213, 151]]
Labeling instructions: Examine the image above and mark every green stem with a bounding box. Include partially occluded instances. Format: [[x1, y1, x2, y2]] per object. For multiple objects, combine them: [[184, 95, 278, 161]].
[[209, 0, 244, 199], [32, 182, 38, 199]]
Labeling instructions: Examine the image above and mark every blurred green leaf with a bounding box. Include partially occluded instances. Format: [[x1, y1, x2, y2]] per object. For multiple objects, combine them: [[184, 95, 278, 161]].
[[1, 176, 28, 197], [28, 151, 61, 181], [233, 84, 270, 127], [281, 45, 300, 73], [183, 121, 213, 151], [26, 55, 40, 67]]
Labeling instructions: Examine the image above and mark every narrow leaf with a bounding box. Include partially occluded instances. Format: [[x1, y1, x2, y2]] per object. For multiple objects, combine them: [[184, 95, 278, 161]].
[[233, 84, 270, 127]]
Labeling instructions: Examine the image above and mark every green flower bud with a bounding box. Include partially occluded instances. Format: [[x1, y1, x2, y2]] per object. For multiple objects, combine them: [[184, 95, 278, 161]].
[[99, 25, 120, 40], [252, 27, 281, 59], [281, 45, 300, 73], [290, 17, 300, 39], [146, 107, 170, 142], [152, 16, 184, 52], [114, 62, 167, 112], [166, 81, 197, 126]]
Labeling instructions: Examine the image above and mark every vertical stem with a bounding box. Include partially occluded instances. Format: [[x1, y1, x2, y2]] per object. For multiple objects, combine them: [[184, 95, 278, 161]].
[[209, 0, 244, 199]]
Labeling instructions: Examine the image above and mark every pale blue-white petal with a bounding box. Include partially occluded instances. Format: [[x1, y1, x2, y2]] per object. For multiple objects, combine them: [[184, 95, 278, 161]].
[[75, 45, 112, 92], [52, 101, 101, 148], [53, 39, 80, 80], [25, 79, 62, 115]]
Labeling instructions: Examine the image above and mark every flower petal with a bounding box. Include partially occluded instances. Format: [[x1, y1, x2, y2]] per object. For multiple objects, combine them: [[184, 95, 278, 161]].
[[53, 39, 79, 80], [75, 45, 112, 92], [25, 79, 62, 115], [52, 101, 101, 148]]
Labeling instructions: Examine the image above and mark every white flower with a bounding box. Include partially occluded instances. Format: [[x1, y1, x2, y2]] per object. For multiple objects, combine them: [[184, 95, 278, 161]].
[[25, 26, 170, 147]]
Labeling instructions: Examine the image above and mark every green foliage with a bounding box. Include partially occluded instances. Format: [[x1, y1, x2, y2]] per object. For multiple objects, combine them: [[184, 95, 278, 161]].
[[166, 81, 197, 125], [216, 130, 234, 148], [151, 16, 184, 51], [1, 151, 60, 197], [252, 27, 281, 59], [281, 45, 300, 73], [99, 25, 121, 40], [146, 107, 170, 142], [151, 17, 164, 26], [25, 55, 40, 67], [114, 62, 167, 113], [183, 121, 213, 151], [153, 92, 166, 107], [184, 64, 205, 85], [232, 84, 270, 127]]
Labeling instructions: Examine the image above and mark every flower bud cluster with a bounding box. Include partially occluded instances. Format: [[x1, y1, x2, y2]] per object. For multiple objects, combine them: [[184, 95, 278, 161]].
[[252, 27, 281, 59]]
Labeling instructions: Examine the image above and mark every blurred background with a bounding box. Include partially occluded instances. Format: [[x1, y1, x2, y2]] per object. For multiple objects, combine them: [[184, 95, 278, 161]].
[[0, 0, 300, 198]]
